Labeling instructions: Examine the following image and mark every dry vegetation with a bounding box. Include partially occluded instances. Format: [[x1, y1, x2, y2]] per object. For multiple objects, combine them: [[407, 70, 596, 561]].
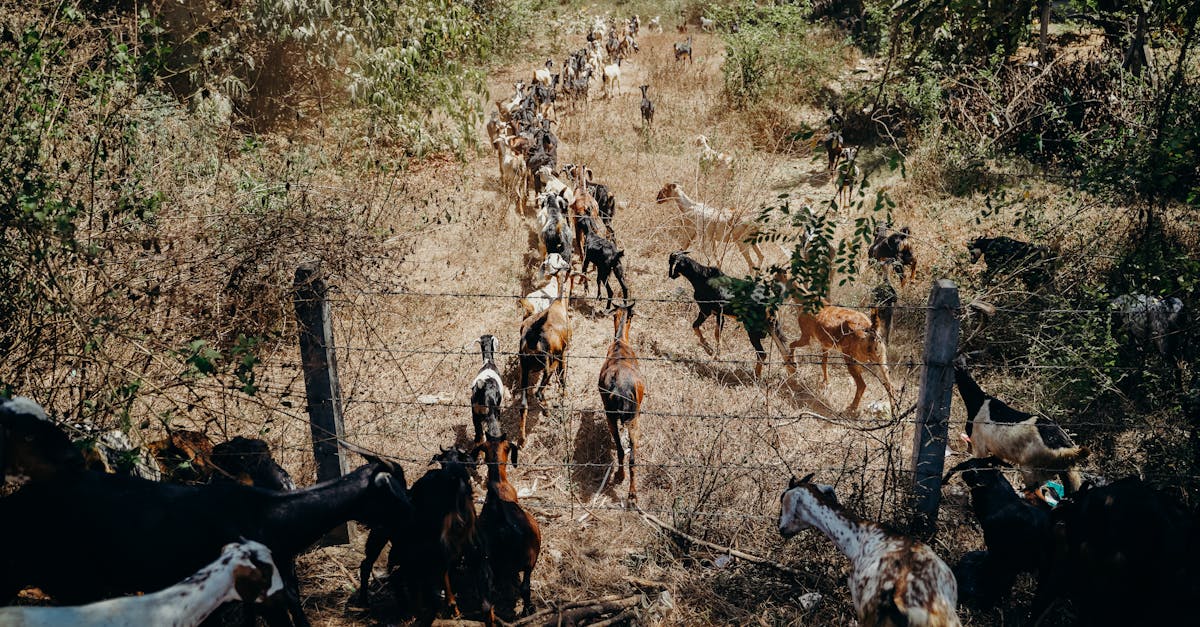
[[3, 1, 1198, 625]]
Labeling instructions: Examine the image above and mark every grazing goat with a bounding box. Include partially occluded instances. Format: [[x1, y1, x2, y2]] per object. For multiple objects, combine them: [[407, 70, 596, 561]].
[[520, 254, 571, 319], [579, 216, 630, 311], [639, 85, 654, 128], [474, 435, 541, 619], [1, 397, 84, 485], [954, 360, 1086, 493], [211, 436, 296, 491], [602, 58, 622, 98], [868, 225, 917, 288], [667, 251, 795, 379], [699, 16, 715, 31], [656, 182, 765, 269], [598, 303, 645, 503], [537, 191, 573, 267], [0, 455, 412, 627], [0, 541, 285, 627], [471, 334, 506, 445], [782, 286, 895, 413], [696, 134, 734, 170], [1029, 477, 1197, 625], [942, 457, 1051, 609], [674, 36, 693, 63], [517, 272, 586, 445], [780, 474, 961, 627], [870, 282, 897, 345], [967, 236, 1054, 287], [1109, 293, 1187, 364]]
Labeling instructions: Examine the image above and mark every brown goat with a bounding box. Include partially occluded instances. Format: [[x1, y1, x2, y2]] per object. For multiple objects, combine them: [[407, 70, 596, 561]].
[[784, 284, 895, 412], [569, 163, 600, 262], [517, 271, 587, 445], [597, 302, 646, 503], [868, 226, 917, 288], [146, 430, 216, 484], [473, 435, 541, 619]]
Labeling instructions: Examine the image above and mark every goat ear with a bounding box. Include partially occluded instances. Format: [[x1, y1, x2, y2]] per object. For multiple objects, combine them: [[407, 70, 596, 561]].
[[817, 484, 838, 503], [788, 475, 802, 489]]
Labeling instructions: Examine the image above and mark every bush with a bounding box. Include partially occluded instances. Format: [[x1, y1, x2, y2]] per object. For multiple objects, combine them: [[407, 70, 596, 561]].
[[718, 3, 843, 109]]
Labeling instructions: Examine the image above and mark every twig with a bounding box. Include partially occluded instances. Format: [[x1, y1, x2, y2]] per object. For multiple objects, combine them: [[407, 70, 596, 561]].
[[633, 504, 820, 585], [587, 607, 639, 627]]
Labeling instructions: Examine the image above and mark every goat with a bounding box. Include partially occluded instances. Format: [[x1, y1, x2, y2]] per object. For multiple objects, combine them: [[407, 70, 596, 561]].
[[598, 303, 645, 503], [1029, 476, 1197, 625], [471, 334, 506, 446], [699, 16, 715, 32], [780, 474, 961, 626], [494, 133, 529, 218], [648, 16, 662, 32], [1, 396, 84, 485], [870, 282, 898, 345], [78, 429, 162, 481], [1109, 293, 1187, 364], [820, 130, 844, 172], [868, 225, 917, 288], [210, 436, 296, 491], [536, 190, 573, 267], [0, 455, 412, 627], [602, 58, 622, 98], [579, 216, 630, 311], [473, 435, 541, 619], [146, 430, 216, 485], [517, 271, 586, 445], [966, 236, 1054, 287], [561, 164, 616, 238], [367, 451, 487, 625], [0, 541, 285, 627], [639, 85, 654, 129], [520, 254, 571, 319], [532, 59, 553, 87], [835, 146, 860, 207], [696, 134, 734, 171], [656, 182, 765, 269], [533, 166, 574, 204], [942, 457, 1051, 609], [674, 36, 693, 63], [568, 162, 601, 263], [781, 283, 895, 413], [954, 360, 1086, 493], [667, 251, 795, 379]]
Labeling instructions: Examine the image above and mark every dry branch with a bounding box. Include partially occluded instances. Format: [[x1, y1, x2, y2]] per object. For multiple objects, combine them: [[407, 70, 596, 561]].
[[512, 594, 642, 627], [634, 504, 821, 585]]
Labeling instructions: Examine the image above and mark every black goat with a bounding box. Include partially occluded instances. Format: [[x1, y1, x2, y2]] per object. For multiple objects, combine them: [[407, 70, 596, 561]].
[[211, 436, 296, 491], [967, 236, 1054, 286], [580, 216, 629, 311], [474, 435, 540, 619], [0, 456, 412, 627], [943, 456, 1052, 609], [667, 250, 794, 379], [640, 85, 654, 128], [1030, 477, 1198, 625], [470, 334, 505, 446], [1, 396, 84, 485], [869, 282, 897, 344]]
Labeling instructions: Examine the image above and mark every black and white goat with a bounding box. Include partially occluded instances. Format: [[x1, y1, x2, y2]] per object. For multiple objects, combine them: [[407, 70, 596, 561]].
[[780, 474, 961, 626], [537, 191, 573, 266], [942, 457, 1051, 609], [471, 334, 506, 445], [667, 250, 794, 379], [954, 361, 1086, 493], [562, 164, 616, 237], [1109, 293, 1187, 364]]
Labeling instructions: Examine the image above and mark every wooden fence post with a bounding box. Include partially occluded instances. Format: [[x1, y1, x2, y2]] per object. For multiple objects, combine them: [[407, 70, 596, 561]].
[[910, 279, 961, 535], [294, 261, 350, 545]]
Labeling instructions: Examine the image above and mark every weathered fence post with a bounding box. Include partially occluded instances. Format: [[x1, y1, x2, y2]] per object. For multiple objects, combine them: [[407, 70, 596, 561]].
[[910, 279, 961, 535], [294, 261, 350, 545]]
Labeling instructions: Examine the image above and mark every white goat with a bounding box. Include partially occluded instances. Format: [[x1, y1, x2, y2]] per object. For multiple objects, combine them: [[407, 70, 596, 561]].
[[0, 541, 284, 627], [533, 59, 554, 87], [520, 254, 572, 318], [696, 134, 734, 170], [780, 476, 961, 627], [602, 58, 622, 98], [655, 182, 766, 268], [700, 16, 715, 32], [534, 166, 575, 205], [648, 16, 662, 33]]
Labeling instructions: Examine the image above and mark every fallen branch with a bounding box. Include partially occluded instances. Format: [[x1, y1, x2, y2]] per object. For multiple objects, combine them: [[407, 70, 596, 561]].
[[634, 504, 820, 586], [587, 606, 639, 627], [512, 593, 640, 627]]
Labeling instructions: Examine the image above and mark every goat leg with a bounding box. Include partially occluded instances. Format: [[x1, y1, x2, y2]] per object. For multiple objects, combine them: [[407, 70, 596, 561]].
[[443, 571, 461, 618], [844, 357, 867, 412], [356, 529, 390, 607], [626, 418, 639, 504]]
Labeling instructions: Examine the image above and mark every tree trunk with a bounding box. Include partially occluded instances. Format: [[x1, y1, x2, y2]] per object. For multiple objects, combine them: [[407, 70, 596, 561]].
[[1039, 0, 1052, 61]]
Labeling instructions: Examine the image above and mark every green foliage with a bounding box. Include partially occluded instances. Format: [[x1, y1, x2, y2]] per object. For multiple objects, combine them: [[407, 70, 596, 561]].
[[718, 2, 842, 109]]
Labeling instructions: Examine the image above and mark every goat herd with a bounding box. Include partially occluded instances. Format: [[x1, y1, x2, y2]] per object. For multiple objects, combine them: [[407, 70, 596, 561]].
[[0, 13, 1195, 627]]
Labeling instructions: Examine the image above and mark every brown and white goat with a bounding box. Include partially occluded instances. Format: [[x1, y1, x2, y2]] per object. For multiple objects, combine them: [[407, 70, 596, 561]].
[[782, 281, 895, 412], [597, 303, 645, 503], [868, 226, 917, 288], [780, 475, 961, 626], [473, 435, 541, 619], [517, 271, 586, 445], [519, 254, 571, 319], [494, 133, 529, 219]]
